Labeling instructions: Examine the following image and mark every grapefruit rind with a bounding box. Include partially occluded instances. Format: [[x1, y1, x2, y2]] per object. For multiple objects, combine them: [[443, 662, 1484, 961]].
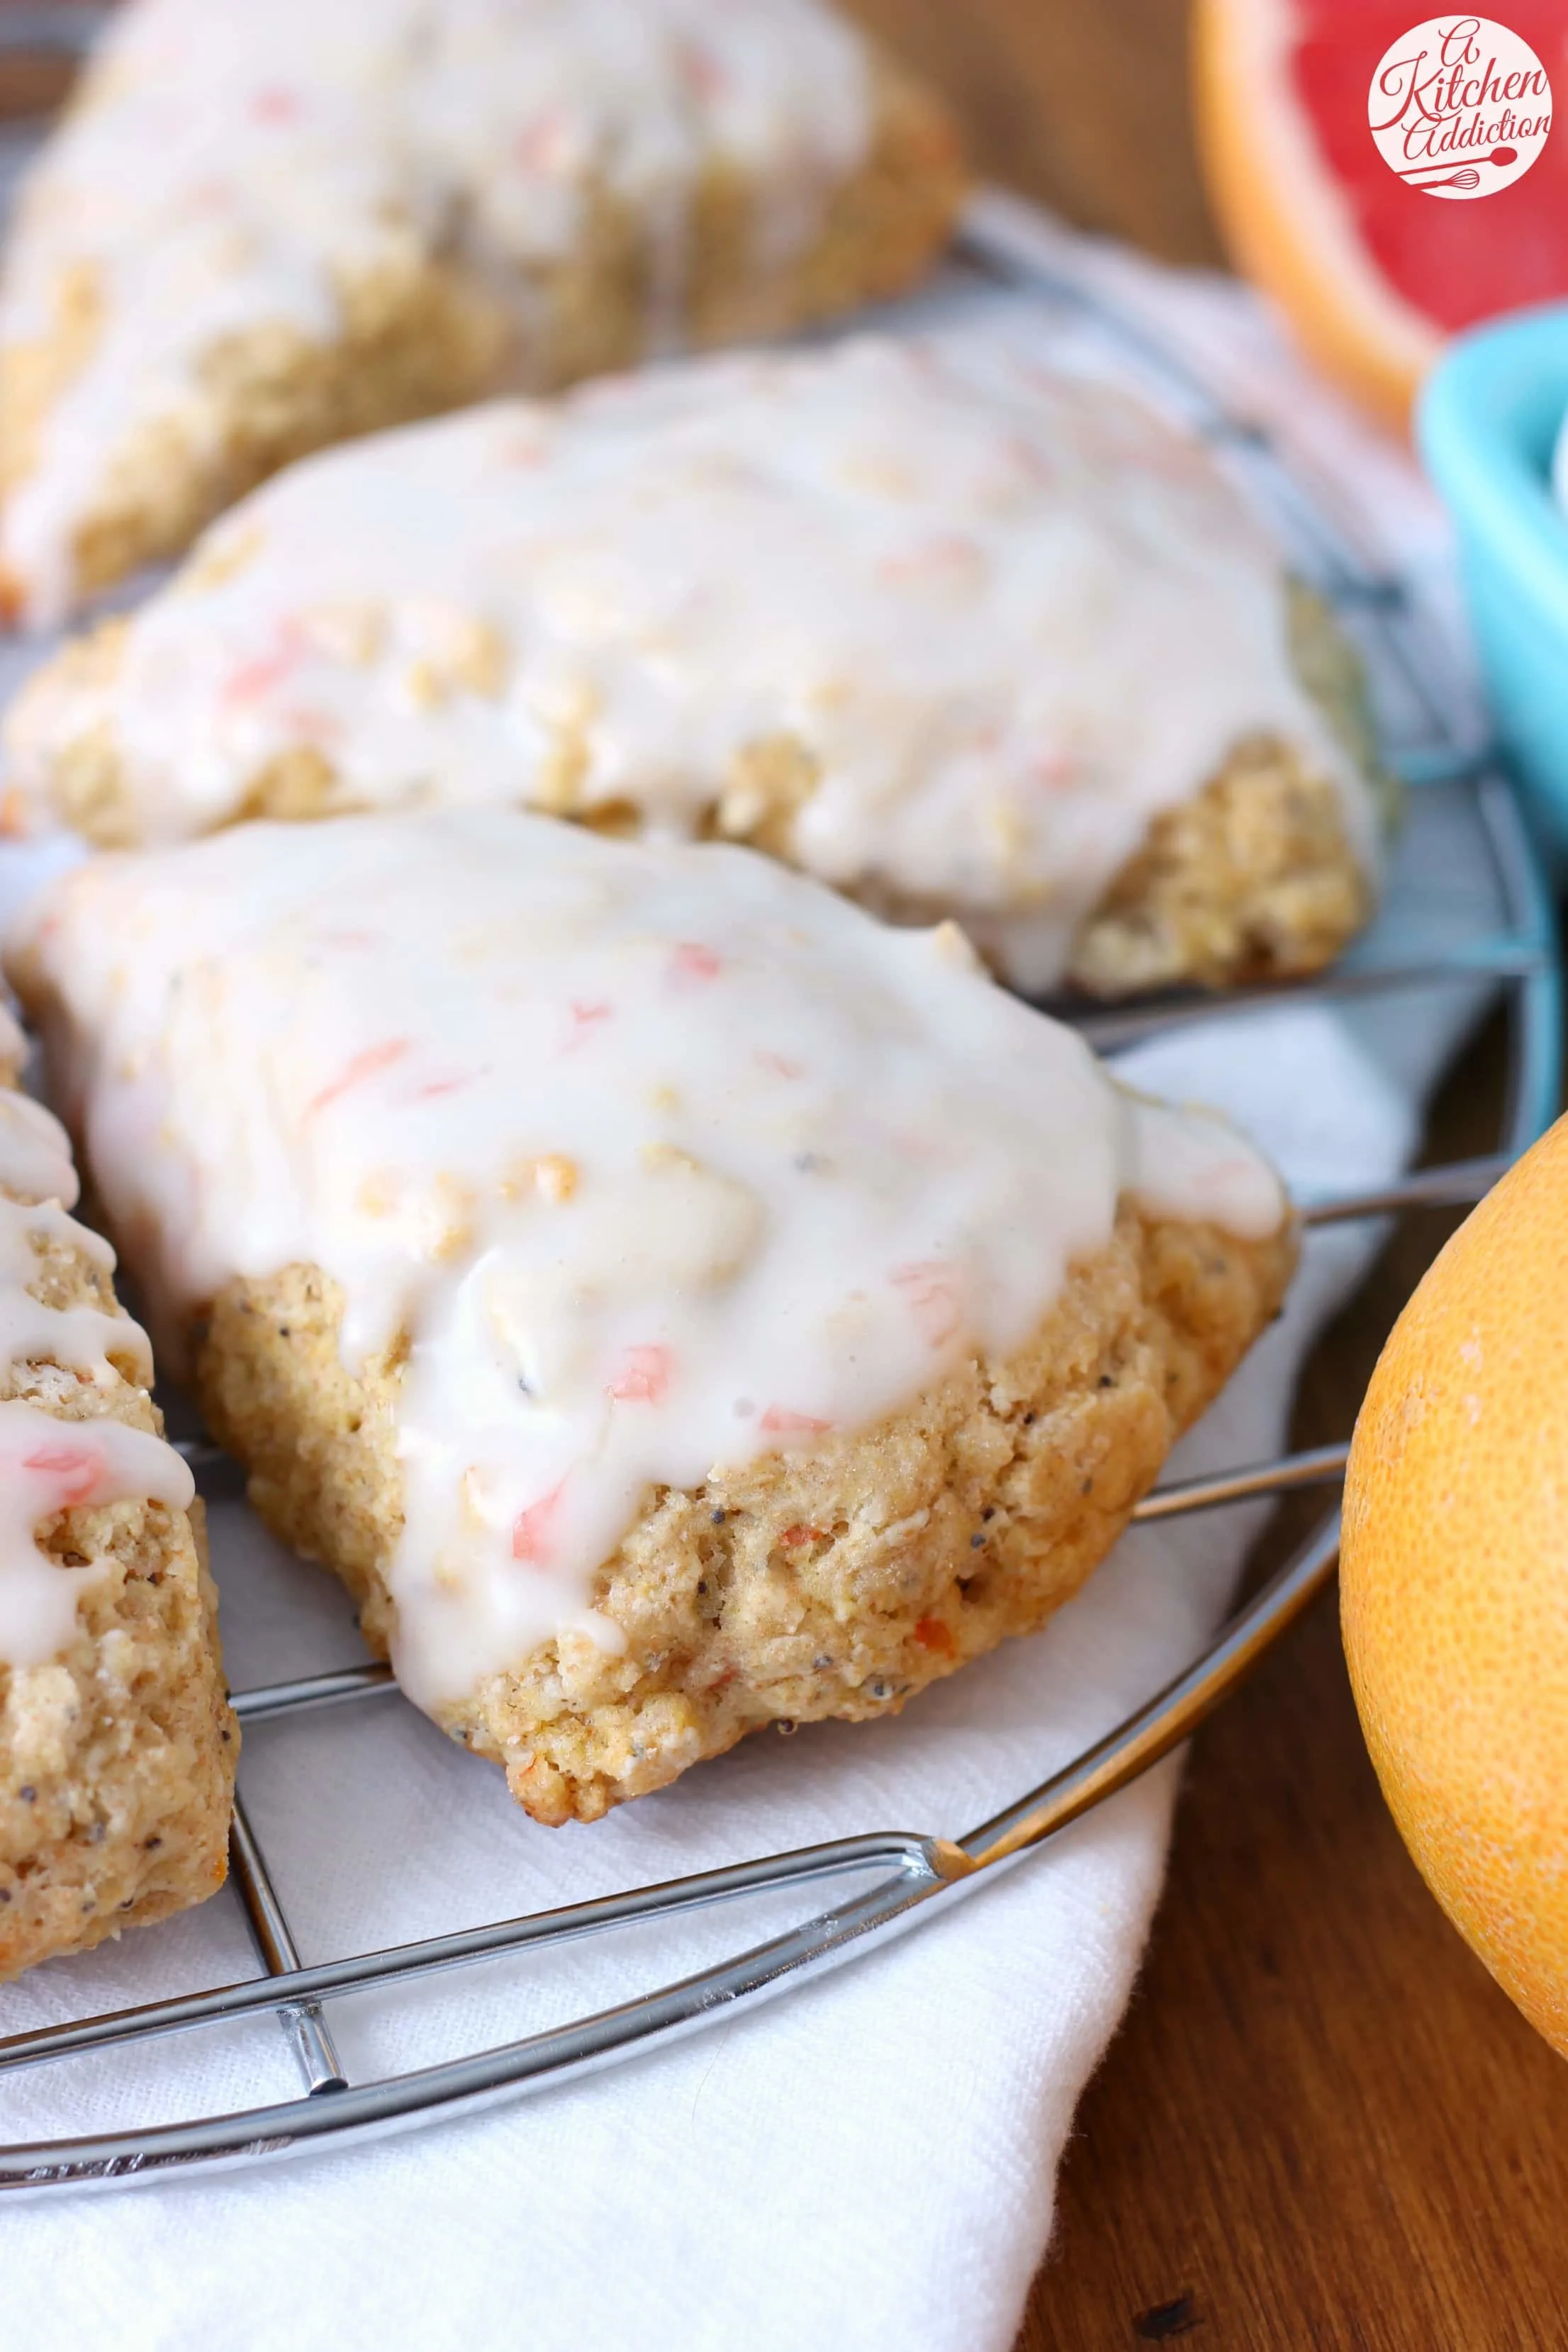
[[1342, 1118, 1568, 2058], [1193, 0, 1443, 432]]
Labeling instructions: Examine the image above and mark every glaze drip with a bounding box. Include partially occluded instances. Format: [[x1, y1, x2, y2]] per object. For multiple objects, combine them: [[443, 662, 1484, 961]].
[[0, 1012, 189, 1665]]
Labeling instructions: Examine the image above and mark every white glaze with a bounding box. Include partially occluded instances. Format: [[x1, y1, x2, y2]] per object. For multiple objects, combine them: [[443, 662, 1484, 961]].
[[0, 1048, 189, 1667], [0, 1088, 80, 1209], [0, 0, 873, 624], [0, 1197, 152, 1389], [8, 810, 1287, 1706], [0, 1400, 194, 1669], [4, 335, 1375, 990]]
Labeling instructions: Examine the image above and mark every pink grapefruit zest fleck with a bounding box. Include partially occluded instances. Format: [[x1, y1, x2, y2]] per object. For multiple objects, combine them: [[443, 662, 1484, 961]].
[[22, 1446, 103, 1507], [221, 618, 306, 707], [678, 40, 728, 99], [892, 1262, 963, 1349], [222, 651, 293, 706], [1006, 435, 1055, 486], [1033, 751, 1076, 790], [278, 704, 341, 744], [515, 110, 569, 173], [512, 1479, 567, 1566], [251, 85, 299, 123], [306, 1038, 411, 1119], [607, 1344, 673, 1405], [878, 534, 980, 584], [561, 999, 613, 1055], [671, 943, 722, 984], [759, 1405, 832, 1438]]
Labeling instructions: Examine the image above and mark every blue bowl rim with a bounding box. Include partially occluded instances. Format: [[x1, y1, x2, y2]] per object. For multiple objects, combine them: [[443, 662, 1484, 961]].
[[1417, 298, 1568, 639]]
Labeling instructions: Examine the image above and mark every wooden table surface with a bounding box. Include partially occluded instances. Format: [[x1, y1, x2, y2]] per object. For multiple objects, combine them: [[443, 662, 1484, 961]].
[[4, 4, 1567, 2342]]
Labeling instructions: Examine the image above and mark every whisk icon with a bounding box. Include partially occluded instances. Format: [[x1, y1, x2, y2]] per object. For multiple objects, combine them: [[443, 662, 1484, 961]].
[[1398, 145, 1518, 193]]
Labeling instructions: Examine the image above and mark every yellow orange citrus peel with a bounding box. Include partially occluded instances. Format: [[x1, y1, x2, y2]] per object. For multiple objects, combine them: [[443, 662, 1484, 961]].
[[1343, 1116, 1568, 2054]]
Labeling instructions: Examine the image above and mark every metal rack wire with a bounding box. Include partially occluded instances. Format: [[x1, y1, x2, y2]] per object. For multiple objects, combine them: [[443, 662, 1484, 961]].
[[0, 64, 1557, 2191]]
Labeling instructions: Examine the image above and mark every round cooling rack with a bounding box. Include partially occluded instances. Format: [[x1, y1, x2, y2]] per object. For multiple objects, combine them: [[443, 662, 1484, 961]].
[[0, 47, 1559, 2192]]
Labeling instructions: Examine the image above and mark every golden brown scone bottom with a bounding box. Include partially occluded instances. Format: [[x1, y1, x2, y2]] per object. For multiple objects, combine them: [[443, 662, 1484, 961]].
[[829, 737, 1372, 1002], [831, 582, 1381, 998], [0, 62, 963, 616], [1063, 739, 1372, 996], [195, 1200, 1294, 1825], [0, 1169, 236, 1980], [1064, 573, 1388, 995]]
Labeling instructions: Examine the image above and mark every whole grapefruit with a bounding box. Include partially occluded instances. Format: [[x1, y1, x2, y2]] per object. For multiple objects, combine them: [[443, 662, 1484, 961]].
[[1194, 0, 1568, 431], [1342, 1114, 1568, 2052]]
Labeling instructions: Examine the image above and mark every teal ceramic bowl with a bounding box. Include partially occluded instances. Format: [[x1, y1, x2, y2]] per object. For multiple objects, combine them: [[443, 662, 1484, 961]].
[[1419, 303, 1568, 859]]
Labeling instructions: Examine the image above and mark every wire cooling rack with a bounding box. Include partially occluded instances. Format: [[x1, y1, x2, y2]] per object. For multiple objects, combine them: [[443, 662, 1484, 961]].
[[0, 41, 1559, 2190]]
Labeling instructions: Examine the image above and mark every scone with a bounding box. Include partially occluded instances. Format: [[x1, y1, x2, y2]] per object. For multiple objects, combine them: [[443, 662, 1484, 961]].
[[8, 809, 1294, 1825], [0, 1004, 235, 1978], [0, 0, 963, 625], [2, 334, 1382, 998]]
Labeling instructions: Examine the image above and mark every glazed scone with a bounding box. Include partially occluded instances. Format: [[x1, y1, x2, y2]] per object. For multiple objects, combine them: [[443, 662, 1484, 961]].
[[0, 1003, 235, 1978], [9, 810, 1293, 1825], [1, 335, 1380, 997], [0, 0, 963, 626]]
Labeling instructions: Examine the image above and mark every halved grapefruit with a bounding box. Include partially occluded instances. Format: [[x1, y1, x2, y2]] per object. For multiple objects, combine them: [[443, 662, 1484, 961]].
[[1194, 0, 1568, 431]]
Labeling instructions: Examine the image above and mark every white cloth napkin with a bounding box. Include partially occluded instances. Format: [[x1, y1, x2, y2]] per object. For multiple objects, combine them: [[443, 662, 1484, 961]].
[[0, 211, 1491, 2352]]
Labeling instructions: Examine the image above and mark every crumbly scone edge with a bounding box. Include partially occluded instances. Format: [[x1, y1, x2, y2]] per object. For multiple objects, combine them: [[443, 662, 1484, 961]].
[[0, 1074, 236, 1980], [193, 1199, 1294, 1824]]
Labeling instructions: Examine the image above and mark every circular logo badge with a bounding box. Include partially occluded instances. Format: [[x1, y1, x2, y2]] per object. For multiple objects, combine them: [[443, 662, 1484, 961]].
[[1369, 15, 1552, 197]]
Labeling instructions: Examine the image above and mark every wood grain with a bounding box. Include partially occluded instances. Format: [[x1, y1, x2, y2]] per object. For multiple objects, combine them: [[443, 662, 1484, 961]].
[[840, 0, 1225, 267], [1021, 1022, 1568, 2351], [3, 6, 1565, 2343]]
